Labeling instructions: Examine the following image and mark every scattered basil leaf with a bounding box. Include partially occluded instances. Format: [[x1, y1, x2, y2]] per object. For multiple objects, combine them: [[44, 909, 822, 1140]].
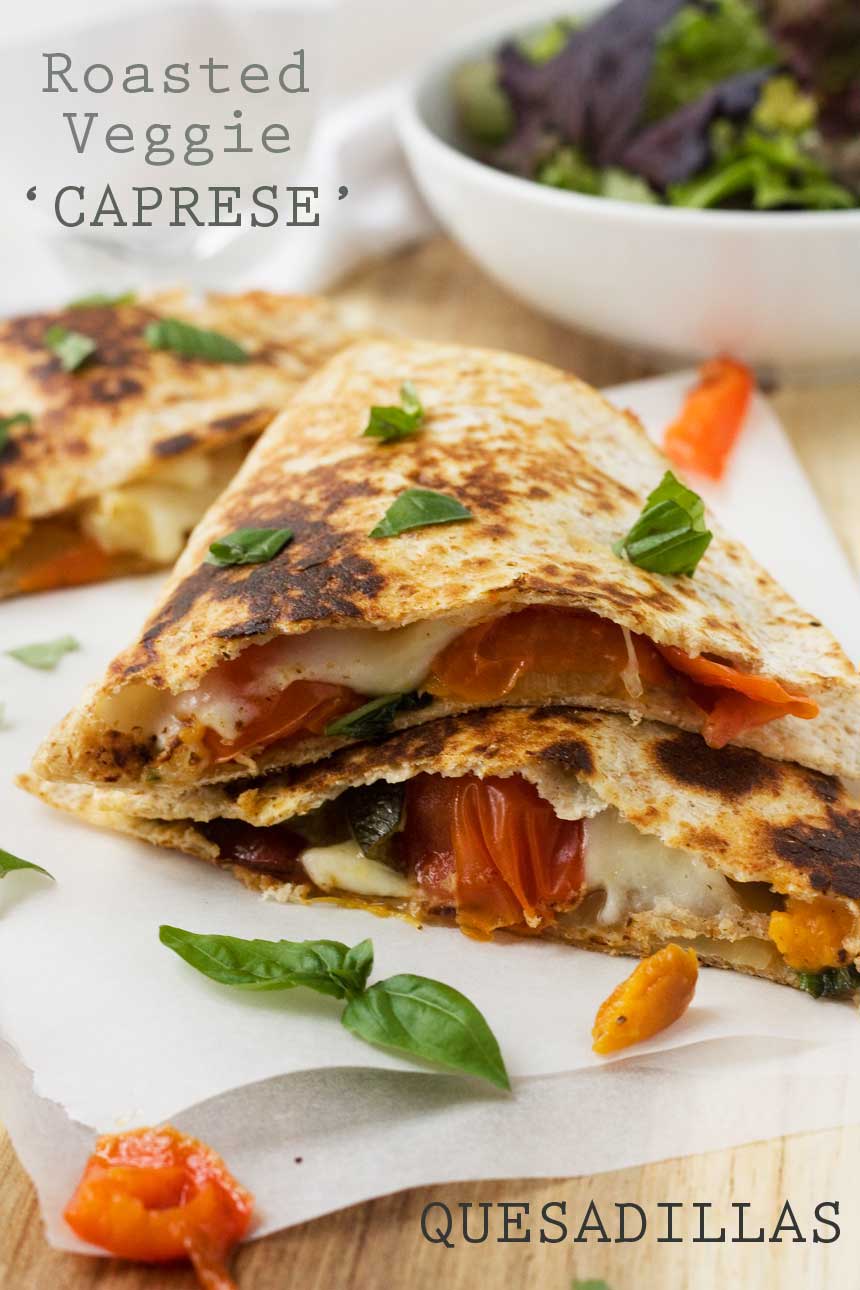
[[0, 412, 33, 454], [6, 635, 79, 670], [324, 691, 430, 740], [613, 470, 713, 576], [796, 965, 860, 999], [344, 782, 406, 857], [43, 325, 97, 372], [67, 291, 136, 310], [363, 381, 424, 443], [341, 938, 375, 996], [342, 974, 511, 1090], [572, 1282, 612, 1290], [145, 318, 248, 363], [159, 925, 361, 998], [206, 526, 293, 567], [370, 489, 473, 539], [0, 847, 53, 881]]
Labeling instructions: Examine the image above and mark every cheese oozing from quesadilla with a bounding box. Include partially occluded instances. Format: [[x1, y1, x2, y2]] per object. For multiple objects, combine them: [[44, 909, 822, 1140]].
[[106, 604, 818, 772]]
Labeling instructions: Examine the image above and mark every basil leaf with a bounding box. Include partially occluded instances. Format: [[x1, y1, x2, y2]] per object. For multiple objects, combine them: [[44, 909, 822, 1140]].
[[68, 291, 136, 309], [0, 847, 53, 882], [206, 526, 293, 567], [363, 381, 424, 443], [614, 470, 713, 576], [159, 925, 357, 998], [6, 634, 79, 670], [145, 318, 248, 363], [342, 974, 510, 1090], [370, 489, 473, 539], [340, 938, 375, 996], [43, 325, 97, 372], [344, 782, 405, 857], [797, 966, 860, 999], [573, 1282, 612, 1290], [324, 691, 430, 740], [0, 412, 33, 454]]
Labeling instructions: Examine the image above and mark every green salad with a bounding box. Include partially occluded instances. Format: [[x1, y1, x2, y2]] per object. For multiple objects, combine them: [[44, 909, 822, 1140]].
[[454, 0, 860, 210]]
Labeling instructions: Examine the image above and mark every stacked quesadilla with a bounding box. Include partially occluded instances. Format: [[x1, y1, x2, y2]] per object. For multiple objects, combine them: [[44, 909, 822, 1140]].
[[24, 339, 860, 995], [0, 289, 357, 598]]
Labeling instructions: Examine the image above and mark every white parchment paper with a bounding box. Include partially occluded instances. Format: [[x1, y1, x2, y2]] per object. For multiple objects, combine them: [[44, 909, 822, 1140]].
[[2, 376, 859, 1251]]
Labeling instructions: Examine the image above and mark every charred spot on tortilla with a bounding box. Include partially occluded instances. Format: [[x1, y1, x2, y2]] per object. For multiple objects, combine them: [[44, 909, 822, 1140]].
[[209, 409, 275, 434], [654, 732, 779, 798], [771, 809, 860, 900], [153, 433, 199, 458], [539, 738, 596, 777], [0, 492, 20, 517]]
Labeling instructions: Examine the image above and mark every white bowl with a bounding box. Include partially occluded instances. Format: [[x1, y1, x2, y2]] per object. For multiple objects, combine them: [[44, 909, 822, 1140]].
[[397, 8, 860, 373]]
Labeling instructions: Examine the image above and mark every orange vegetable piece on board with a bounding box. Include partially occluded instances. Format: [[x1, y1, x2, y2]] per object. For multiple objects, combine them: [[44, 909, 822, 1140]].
[[592, 944, 698, 1055], [64, 1125, 253, 1290], [663, 357, 753, 481], [769, 896, 855, 971]]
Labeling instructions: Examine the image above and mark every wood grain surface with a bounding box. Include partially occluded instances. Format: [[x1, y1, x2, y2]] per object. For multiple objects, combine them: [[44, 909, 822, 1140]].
[[2, 237, 859, 1290]]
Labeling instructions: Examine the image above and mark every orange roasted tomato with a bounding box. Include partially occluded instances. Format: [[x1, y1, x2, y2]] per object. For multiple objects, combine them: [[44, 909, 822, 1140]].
[[16, 536, 111, 594], [401, 772, 584, 937], [426, 607, 672, 704], [663, 357, 753, 481], [64, 1125, 253, 1290]]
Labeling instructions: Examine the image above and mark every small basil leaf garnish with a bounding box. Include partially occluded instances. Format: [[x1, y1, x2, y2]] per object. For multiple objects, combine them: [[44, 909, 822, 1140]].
[[614, 470, 713, 576], [0, 847, 54, 882], [324, 691, 430, 740], [344, 782, 406, 857], [44, 325, 97, 372], [67, 291, 136, 309], [206, 526, 293, 567], [0, 412, 33, 454], [342, 974, 511, 1090], [797, 965, 860, 999], [370, 488, 473, 539], [6, 634, 79, 670], [160, 927, 509, 1089], [145, 318, 249, 363], [363, 381, 424, 443], [159, 926, 357, 998]]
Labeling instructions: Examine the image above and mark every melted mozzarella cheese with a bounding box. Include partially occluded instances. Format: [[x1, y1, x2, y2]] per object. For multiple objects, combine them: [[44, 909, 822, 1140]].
[[584, 809, 741, 926], [80, 443, 245, 564], [301, 840, 413, 898]]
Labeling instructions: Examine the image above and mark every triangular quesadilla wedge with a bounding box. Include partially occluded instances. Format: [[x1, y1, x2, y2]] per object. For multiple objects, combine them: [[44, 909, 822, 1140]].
[[22, 707, 860, 996], [0, 289, 358, 598], [32, 338, 860, 788]]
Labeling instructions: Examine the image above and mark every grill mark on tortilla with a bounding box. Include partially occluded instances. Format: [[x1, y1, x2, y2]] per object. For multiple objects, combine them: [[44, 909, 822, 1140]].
[[770, 808, 860, 898], [538, 738, 595, 777], [654, 732, 779, 797], [154, 433, 198, 457], [209, 408, 274, 434], [0, 493, 20, 517]]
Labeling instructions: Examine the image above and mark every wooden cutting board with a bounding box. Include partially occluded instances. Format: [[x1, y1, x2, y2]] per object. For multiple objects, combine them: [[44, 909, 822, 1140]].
[[2, 236, 859, 1290]]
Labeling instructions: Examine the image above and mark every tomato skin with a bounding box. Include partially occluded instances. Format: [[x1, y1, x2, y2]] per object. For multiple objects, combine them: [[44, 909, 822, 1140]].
[[403, 773, 584, 936], [64, 1126, 253, 1290], [427, 607, 671, 704], [17, 537, 110, 594], [663, 357, 753, 481], [205, 678, 358, 762]]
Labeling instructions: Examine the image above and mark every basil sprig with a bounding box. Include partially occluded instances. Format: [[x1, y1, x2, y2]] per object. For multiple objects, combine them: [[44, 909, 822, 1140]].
[[0, 847, 54, 882], [160, 925, 510, 1089], [68, 291, 136, 309], [0, 412, 32, 453], [145, 318, 248, 363], [614, 470, 713, 576], [6, 634, 79, 670], [363, 381, 424, 443], [44, 325, 97, 372], [370, 488, 473, 539], [206, 526, 293, 567], [324, 691, 430, 739], [344, 782, 405, 857]]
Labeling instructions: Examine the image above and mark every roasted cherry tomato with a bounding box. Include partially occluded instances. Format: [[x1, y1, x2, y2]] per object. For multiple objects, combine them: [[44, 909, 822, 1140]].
[[64, 1125, 254, 1290], [663, 357, 753, 481]]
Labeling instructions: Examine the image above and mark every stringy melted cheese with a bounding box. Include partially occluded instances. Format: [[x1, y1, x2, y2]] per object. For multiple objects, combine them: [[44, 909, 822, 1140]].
[[583, 809, 742, 926]]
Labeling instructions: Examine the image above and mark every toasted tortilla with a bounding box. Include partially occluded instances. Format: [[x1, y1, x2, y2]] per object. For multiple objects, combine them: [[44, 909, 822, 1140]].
[[32, 338, 860, 785], [0, 289, 359, 596], [23, 708, 860, 992]]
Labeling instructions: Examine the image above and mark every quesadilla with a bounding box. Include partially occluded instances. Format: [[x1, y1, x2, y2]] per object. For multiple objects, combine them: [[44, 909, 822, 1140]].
[[0, 288, 358, 597], [31, 338, 860, 788], [23, 707, 860, 995]]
